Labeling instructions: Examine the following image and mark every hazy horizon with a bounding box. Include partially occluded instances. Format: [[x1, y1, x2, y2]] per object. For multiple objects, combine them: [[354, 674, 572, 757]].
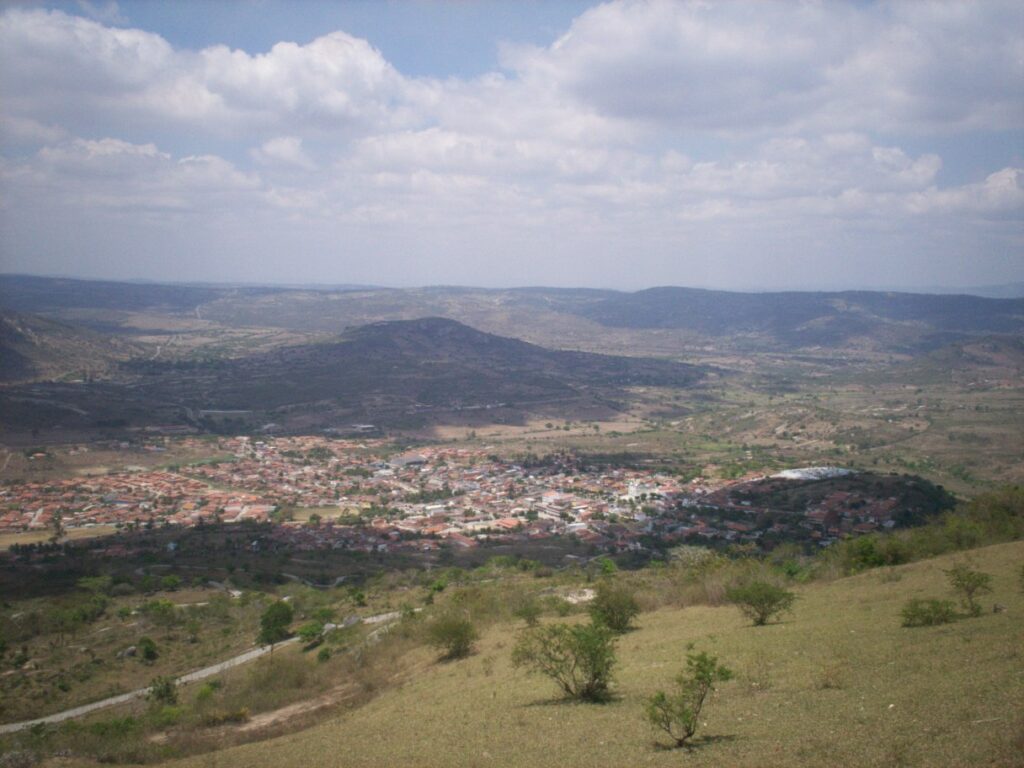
[[5, 269, 1024, 300], [1, 1, 1022, 292]]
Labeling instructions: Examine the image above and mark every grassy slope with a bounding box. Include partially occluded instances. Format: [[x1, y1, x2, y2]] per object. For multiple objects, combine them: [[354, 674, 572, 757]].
[[164, 541, 1024, 768]]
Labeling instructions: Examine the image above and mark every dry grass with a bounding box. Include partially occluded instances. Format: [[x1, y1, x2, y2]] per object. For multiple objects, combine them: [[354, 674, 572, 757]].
[[0, 525, 118, 549], [161, 540, 1024, 768]]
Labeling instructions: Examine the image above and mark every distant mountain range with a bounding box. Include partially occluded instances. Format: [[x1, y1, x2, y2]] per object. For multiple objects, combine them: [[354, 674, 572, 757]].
[[574, 287, 1024, 350], [3, 274, 1020, 357]]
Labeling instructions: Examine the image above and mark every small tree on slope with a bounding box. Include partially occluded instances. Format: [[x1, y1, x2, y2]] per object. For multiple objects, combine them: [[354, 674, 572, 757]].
[[645, 650, 733, 748]]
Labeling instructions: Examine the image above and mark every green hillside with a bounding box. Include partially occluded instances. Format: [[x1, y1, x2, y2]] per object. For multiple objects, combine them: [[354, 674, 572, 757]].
[[157, 541, 1024, 768]]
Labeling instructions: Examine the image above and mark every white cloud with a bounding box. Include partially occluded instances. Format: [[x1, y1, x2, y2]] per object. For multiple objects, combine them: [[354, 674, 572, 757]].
[[0, 2, 1021, 290], [254, 136, 315, 169], [505, 0, 1024, 135], [0, 9, 421, 140]]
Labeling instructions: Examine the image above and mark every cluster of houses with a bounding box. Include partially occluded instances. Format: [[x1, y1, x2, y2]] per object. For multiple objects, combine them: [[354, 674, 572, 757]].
[[1, 434, 907, 553], [0, 469, 275, 533]]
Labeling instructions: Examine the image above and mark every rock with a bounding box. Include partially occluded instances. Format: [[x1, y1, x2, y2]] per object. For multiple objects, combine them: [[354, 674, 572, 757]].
[[117, 645, 137, 659]]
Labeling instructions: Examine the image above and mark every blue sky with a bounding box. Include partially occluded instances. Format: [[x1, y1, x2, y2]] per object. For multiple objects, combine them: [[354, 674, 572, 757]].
[[1, 1, 1021, 291], [92, 1, 595, 78]]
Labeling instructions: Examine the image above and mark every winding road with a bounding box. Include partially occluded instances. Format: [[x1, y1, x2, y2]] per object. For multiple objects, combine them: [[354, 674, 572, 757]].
[[0, 636, 301, 735]]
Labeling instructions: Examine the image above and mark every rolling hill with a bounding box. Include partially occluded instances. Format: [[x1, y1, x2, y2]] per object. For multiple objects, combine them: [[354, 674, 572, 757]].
[[5, 275, 1021, 357], [0, 310, 139, 383], [0, 317, 710, 434], [157, 540, 1024, 768]]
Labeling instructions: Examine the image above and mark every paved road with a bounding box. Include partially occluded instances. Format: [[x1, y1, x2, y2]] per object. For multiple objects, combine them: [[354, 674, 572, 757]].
[[0, 637, 300, 735]]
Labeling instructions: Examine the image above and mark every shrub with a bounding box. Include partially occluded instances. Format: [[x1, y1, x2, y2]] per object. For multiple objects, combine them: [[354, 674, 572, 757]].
[[725, 581, 796, 626], [298, 621, 324, 645], [511, 621, 616, 702], [945, 563, 993, 617], [317, 646, 332, 663], [901, 598, 957, 627], [512, 594, 542, 627], [160, 575, 182, 592], [147, 675, 178, 705], [138, 636, 158, 663], [589, 580, 640, 634], [644, 650, 733, 747], [425, 612, 478, 660], [140, 599, 177, 628], [200, 707, 249, 726]]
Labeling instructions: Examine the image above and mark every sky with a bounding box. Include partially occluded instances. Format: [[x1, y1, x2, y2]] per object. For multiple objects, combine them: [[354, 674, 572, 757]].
[[0, 0, 1022, 292]]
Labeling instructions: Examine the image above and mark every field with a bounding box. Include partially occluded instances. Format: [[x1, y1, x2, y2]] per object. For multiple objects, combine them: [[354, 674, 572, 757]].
[[0, 525, 118, 550], [425, 369, 1024, 496], [155, 541, 1024, 768]]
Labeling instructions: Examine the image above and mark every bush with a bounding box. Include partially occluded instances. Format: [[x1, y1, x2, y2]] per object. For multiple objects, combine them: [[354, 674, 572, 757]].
[[511, 621, 616, 702], [512, 594, 542, 627], [140, 599, 177, 627], [589, 580, 640, 633], [644, 650, 733, 747], [138, 636, 158, 663], [298, 621, 324, 645], [945, 563, 993, 617], [425, 612, 478, 660], [147, 675, 178, 705], [725, 581, 796, 626], [901, 598, 957, 627]]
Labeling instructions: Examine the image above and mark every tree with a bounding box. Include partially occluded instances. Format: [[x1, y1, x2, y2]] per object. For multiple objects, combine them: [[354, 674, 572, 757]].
[[945, 563, 993, 616], [725, 581, 796, 626], [160, 575, 182, 592], [644, 650, 733, 748], [77, 575, 113, 595], [589, 580, 640, 634], [511, 622, 616, 702], [258, 600, 294, 650], [49, 510, 65, 544], [425, 612, 478, 660]]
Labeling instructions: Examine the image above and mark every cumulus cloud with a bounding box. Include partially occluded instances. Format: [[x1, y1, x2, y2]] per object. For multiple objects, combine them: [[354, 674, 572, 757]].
[[505, 0, 1024, 135], [0, 2, 1020, 289], [0, 8, 421, 140], [253, 136, 315, 169]]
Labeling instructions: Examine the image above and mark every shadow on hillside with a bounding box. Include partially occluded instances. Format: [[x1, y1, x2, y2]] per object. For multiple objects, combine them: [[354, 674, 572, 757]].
[[520, 693, 621, 707], [652, 733, 737, 752]]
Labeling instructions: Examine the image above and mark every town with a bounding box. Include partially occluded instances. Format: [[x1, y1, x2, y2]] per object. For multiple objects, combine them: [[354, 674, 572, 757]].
[[1, 436, 934, 557]]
